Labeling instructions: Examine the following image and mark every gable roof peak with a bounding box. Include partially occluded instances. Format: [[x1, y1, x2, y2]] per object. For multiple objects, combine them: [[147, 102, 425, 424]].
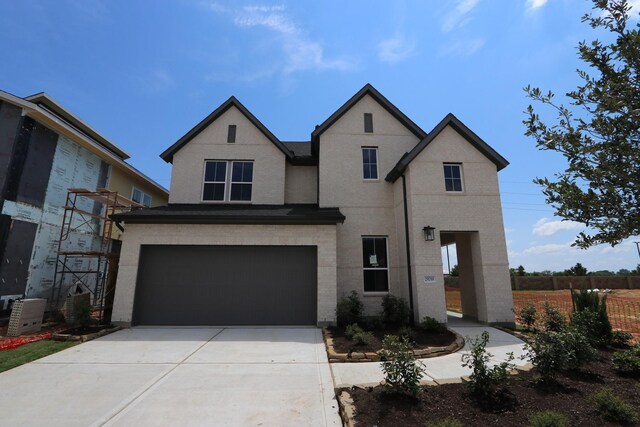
[[310, 84, 427, 148], [385, 113, 509, 182], [160, 95, 293, 163]]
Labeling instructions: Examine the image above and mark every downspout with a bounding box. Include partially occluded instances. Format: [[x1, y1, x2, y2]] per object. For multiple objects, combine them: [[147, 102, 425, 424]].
[[401, 174, 415, 325]]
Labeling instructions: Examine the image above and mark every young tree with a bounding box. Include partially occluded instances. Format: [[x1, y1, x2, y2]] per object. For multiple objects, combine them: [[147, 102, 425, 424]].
[[517, 265, 526, 276], [566, 262, 589, 276], [524, 0, 640, 248]]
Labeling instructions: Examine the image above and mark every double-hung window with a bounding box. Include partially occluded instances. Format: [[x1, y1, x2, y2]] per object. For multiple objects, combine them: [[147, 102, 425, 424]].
[[131, 187, 152, 207], [202, 160, 253, 202], [362, 236, 389, 292], [443, 163, 463, 192], [362, 147, 378, 180]]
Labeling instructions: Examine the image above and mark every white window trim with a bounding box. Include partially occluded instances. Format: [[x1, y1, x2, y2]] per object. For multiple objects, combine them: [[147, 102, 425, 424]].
[[362, 147, 379, 181], [443, 163, 465, 193], [201, 160, 254, 203], [131, 186, 152, 207], [362, 235, 390, 294]]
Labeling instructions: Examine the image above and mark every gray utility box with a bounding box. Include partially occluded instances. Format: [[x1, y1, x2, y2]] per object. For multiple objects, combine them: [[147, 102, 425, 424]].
[[7, 298, 47, 337]]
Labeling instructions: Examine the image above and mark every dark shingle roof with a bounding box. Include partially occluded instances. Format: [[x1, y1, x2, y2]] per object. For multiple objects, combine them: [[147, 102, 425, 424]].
[[282, 141, 312, 157], [112, 204, 345, 225]]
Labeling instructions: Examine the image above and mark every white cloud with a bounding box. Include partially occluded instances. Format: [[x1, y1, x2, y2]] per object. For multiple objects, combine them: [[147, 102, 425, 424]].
[[523, 241, 572, 255], [205, 3, 355, 75], [441, 0, 481, 32], [526, 0, 548, 11], [378, 35, 415, 64], [438, 38, 485, 57], [532, 217, 582, 236]]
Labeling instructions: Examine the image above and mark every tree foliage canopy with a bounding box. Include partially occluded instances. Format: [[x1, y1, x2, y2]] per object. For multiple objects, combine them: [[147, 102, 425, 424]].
[[524, 0, 640, 248]]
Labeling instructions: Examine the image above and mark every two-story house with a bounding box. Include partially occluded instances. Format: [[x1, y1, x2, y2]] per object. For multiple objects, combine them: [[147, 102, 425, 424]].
[[0, 90, 168, 313], [111, 84, 514, 327]]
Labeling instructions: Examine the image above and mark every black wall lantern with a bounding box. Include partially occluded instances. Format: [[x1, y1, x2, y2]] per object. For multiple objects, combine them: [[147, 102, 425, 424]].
[[423, 226, 436, 241]]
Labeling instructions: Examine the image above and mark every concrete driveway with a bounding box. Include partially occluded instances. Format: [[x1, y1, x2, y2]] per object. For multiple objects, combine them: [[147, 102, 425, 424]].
[[0, 327, 341, 427]]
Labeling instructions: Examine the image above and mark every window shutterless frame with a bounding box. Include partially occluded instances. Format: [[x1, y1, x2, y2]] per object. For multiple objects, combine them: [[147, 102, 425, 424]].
[[362, 147, 379, 180], [202, 160, 228, 201], [131, 186, 152, 207], [202, 160, 253, 202], [362, 236, 390, 293], [443, 163, 464, 192]]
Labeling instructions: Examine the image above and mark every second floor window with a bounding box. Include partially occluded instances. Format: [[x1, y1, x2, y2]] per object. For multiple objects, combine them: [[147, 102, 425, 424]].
[[203, 160, 253, 202], [443, 163, 463, 192], [362, 147, 378, 180], [131, 187, 152, 207]]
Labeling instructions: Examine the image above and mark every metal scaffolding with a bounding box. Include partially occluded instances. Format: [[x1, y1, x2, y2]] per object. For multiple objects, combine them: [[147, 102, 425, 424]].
[[50, 188, 141, 324]]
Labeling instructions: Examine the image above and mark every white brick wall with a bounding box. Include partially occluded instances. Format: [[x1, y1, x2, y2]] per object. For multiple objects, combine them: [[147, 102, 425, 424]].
[[111, 223, 337, 326]]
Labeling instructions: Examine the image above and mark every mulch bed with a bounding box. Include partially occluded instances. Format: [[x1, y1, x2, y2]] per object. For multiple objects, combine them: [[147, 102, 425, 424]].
[[328, 326, 457, 353], [344, 349, 640, 426]]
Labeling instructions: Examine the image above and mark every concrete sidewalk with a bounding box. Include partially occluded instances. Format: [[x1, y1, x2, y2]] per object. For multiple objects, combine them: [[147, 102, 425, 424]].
[[331, 312, 528, 387], [0, 327, 341, 427]]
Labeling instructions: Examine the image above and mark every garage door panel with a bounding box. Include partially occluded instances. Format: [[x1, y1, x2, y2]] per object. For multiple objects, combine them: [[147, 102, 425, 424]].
[[132, 245, 317, 326]]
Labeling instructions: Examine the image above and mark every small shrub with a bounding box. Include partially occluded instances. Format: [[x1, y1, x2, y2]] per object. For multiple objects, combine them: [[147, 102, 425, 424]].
[[572, 309, 608, 347], [75, 304, 93, 328], [611, 330, 633, 348], [528, 410, 569, 427], [461, 331, 515, 401], [425, 418, 463, 427], [420, 316, 447, 334], [542, 302, 565, 332], [523, 329, 597, 380], [381, 294, 411, 327], [397, 326, 416, 343], [362, 315, 384, 331], [379, 335, 425, 397], [345, 323, 363, 339], [336, 291, 364, 327], [592, 387, 638, 424], [518, 303, 537, 330], [351, 331, 374, 346], [612, 345, 640, 375], [571, 287, 612, 344]]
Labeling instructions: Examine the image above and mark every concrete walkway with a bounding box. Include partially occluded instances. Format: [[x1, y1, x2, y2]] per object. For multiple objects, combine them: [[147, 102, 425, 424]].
[[0, 327, 341, 427], [332, 312, 528, 387]]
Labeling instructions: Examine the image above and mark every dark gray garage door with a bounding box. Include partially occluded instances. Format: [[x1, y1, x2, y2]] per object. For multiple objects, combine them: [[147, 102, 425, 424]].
[[132, 245, 317, 326]]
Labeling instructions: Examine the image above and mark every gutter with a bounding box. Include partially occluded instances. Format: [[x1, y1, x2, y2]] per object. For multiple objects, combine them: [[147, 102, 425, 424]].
[[401, 174, 415, 325]]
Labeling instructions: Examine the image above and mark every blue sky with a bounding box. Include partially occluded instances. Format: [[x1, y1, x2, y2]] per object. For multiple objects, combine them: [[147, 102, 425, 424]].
[[1, 0, 639, 273]]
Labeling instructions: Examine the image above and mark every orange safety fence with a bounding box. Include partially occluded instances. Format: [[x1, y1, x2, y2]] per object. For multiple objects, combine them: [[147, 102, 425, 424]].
[[0, 331, 53, 351], [445, 287, 640, 337]]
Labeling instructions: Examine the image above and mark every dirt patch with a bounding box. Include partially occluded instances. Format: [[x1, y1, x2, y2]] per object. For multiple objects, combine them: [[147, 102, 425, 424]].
[[344, 350, 640, 427]]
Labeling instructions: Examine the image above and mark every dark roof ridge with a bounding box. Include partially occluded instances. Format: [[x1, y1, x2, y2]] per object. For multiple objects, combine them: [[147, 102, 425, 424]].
[[160, 96, 294, 163], [385, 113, 509, 182]]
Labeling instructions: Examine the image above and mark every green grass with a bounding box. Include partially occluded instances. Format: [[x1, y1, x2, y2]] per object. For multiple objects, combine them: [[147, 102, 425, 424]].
[[0, 340, 78, 373]]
